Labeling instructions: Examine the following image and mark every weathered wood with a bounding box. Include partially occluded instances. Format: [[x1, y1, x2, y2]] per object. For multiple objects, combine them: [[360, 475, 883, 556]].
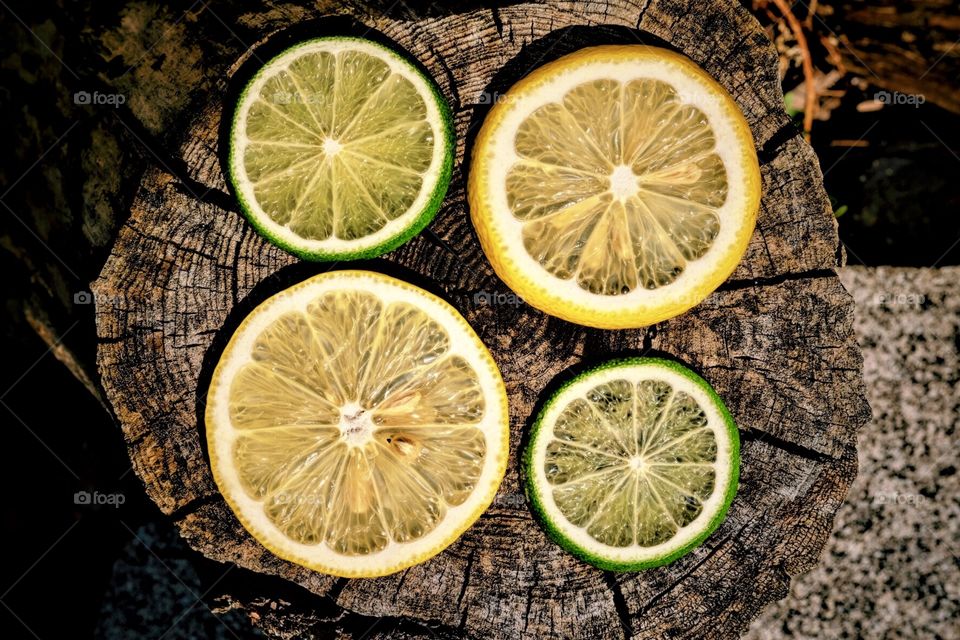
[[92, 1, 871, 638]]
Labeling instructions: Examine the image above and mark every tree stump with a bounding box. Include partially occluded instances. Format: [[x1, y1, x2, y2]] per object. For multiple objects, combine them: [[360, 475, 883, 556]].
[[92, 1, 871, 638]]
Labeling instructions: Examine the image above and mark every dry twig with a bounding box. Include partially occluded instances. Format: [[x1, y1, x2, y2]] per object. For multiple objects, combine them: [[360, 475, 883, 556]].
[[770, 0, 817, 140]]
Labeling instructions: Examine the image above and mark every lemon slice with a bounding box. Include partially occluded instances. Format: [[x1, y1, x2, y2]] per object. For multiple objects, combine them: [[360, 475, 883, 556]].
[[469, 45, 760, 328], [524, 358, 739, 570], [228, 37, 454, 261], [205, 271, 508, 577]]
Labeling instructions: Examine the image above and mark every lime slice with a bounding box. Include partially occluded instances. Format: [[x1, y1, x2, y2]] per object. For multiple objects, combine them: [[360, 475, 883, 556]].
[[205, 271, 509, 577], [469, 45, 761, 328], [228, 37, 454, 261], [524, 358, 739, 570]]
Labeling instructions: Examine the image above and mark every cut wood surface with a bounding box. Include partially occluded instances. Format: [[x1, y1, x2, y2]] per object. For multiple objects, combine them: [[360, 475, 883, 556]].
[[92, 1, 871, 638]]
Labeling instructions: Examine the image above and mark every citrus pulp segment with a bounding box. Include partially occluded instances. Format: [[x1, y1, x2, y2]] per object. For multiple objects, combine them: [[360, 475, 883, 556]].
[[206, 271, 509, 577], [228, 37, 454, 261], [469, 45, 761, 328], [524, 358, 739, 570]]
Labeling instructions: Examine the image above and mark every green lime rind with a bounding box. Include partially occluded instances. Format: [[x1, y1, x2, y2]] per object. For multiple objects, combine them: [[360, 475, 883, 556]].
[[523, 356, 741, 572], [226, 36, 455, 262]]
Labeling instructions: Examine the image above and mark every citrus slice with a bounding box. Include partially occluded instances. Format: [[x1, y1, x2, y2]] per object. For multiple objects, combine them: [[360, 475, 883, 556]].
[[205, 271, 508, 577], [468, 45, 761, 329], [524, 358, 739, 570], [228, 37, 454, 261]]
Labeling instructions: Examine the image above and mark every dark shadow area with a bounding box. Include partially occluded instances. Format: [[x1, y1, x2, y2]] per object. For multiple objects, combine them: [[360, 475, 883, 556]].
[[814, 97, 960, 266], [0, 334, 159, 638]]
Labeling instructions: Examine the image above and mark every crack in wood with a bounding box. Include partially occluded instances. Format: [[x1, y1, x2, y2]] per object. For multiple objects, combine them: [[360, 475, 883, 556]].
[[602, 572, 633, 639], [422, 227, 458, 256], [229, 224, 249, 305], [642, 324, 657, 352], [110, 107, 237, 212], [455, 549, 476, 609], [757, 120, 804, 165], [489, 4, 504, 38], [96, 333, 131, 345], [430, 45, 462, 113], [718, 268, 837, 292], [168, 490, 221, 521], [454, 548, 477, 633], [635, 523, 749, 618], [521, 574, 536, 635], [634, 0, 652, 30], [328, 576, 350, 603], [739, 429, 829, 462], [124, 223, 220, 262]]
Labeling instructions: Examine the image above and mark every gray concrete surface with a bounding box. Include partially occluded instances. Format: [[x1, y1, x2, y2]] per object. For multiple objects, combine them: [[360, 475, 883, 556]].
[[746, 266, 960, 640]]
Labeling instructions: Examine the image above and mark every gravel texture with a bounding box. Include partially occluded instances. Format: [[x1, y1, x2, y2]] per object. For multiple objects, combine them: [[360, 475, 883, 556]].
[[746, 266, 960, 640]]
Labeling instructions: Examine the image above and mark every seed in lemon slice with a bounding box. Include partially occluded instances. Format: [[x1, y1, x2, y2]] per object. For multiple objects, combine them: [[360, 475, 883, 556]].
[[468, 45, 761, 329], [228, 37, 454, 261], [524, 358, 739, 570], [205, 271, 508, 577]]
